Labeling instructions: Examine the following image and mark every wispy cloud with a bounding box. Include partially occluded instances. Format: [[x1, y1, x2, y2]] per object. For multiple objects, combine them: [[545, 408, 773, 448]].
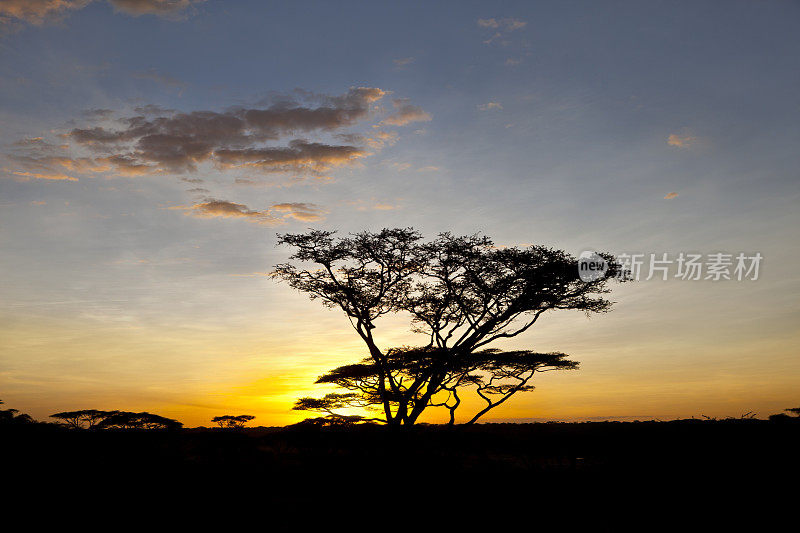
[[8, 170, 79, 181], [381, 98, 432, 126], [478, 17, 527, 45], [351, 198, 401, 211], [170, 199, 324, 225], [664, 192, 679, 200], [477, 17, 527, 31], [478, 102, 503, 111], [667, 133, 696, 148], [393, 57, 415, 68]]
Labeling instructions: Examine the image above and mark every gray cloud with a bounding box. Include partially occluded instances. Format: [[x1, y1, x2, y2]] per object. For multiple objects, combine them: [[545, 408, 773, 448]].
[[477, 18, 526, 31], [82, 108, 115, 120], [59, 87, 386, 175], [6, 87, 430, 183]]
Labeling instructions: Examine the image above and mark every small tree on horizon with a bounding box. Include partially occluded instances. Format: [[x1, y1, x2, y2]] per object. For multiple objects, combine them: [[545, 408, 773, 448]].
[[212, 415, 256, 429], [273, 228, 624, 426]]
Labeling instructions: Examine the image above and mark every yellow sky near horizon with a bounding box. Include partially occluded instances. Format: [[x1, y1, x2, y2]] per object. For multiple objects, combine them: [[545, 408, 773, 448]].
[[3, 276, 798, 427]]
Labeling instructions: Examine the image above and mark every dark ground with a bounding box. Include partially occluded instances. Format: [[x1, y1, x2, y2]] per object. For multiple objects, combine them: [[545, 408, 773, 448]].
[[3, 419, 797, 529]]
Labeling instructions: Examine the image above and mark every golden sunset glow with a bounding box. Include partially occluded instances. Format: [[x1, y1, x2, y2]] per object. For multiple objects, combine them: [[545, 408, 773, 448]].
[[1, 1, 798, 429]]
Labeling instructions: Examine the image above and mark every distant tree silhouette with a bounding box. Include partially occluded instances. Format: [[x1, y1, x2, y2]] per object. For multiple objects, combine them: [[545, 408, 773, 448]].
[[770, 407, 800, 422], [50, 409, 114, 429], [94, 411, 182, 430], [0, 400, 34, 425], [211, 415, 256, 429], [291, 414, 368, 427], [274, 228, 623, 426]]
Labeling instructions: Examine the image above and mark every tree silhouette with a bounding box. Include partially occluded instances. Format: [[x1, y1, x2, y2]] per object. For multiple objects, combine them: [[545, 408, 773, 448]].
[[93, 411, 182, 430], [0, 400, 34, 425], [50, 410, 114, 429], [211, 415, 256, 429], [274, 228, 623, 426]]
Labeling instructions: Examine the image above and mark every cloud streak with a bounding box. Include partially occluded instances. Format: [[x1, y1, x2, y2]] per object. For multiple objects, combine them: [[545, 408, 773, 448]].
[[0, 0, 202, 31], [478, 102, 503, 111], [667, 133, 696, 148], [478, 17, 527, 45], [171, 199, 324, 225]]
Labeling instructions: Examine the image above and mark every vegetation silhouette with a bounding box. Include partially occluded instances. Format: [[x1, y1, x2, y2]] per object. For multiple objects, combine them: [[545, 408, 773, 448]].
[[211, 414, 256, 429], [273, 228, 624, 426], [0, 399, 33, 425], [768, 406, 800, 422], [49, 409, 182, 430], [50, 409, 115, 429]]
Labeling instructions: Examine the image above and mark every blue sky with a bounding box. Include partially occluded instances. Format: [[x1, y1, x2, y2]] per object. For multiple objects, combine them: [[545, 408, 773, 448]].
[[1, 0, 798, 425]]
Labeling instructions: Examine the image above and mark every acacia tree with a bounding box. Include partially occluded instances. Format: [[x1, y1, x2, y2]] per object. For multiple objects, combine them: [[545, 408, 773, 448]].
[[211, 415, 256, 429], [273, 228, 623, 426], [94, 411, 182, 430], [50, 410, 114, 429]]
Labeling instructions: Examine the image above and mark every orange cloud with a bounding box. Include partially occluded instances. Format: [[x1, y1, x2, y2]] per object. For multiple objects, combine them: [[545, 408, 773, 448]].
[[10, 170, 78, 181], [270, 202, 325, 222], [0, 0, 89, 27], [0, 0, 201, 30], [381, 98, 432, 126], [352, 198, 401, 211], [667, 133, 696, 148], [171, 199, 324, 225], [214, 141, 366, 175], [108, 0, 203, 18], [664, 192, 679, 200]]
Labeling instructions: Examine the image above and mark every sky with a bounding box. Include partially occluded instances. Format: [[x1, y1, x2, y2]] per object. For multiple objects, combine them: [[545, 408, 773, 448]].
[[0, 0, 798, 426]]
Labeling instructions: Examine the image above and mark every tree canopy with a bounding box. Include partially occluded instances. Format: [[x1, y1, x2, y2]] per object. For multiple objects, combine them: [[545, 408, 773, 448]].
[[273, 228, 624, 426], [211, 415, 256, 429], [50, 409, 113, 429], [50, 410, 182, 430]]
